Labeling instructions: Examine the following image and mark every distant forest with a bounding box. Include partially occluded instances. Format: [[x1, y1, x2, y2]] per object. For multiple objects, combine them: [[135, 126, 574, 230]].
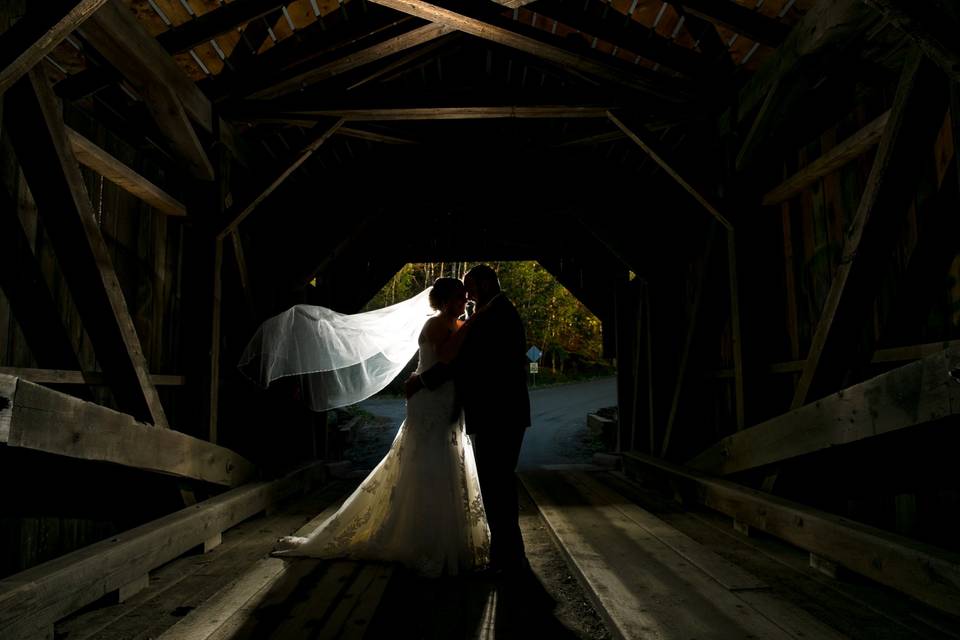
[[365, 262, 613, 380]]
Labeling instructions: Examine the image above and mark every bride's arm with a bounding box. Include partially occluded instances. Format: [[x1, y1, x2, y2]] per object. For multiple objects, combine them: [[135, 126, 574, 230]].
[[434, 313, 480, 363]]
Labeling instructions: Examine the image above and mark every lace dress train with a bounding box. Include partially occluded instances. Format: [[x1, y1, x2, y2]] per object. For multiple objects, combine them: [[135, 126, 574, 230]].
[[274, 343, 490, 577]]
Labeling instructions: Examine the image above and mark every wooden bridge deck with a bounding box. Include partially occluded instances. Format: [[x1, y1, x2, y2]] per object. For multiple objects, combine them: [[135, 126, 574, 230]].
[[51, 469, 960, 640]]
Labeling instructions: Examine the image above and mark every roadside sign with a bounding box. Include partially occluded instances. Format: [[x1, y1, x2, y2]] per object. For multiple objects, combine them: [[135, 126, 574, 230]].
[[529, 362, 539, 374], [526, 346, 542, 362]]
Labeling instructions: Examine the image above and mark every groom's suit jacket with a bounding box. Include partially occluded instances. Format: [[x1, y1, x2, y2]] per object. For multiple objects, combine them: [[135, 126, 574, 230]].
[[421, 294, 531, 435]]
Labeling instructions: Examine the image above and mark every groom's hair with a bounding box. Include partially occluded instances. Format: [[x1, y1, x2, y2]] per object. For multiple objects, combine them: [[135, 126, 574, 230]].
[[429, 277, 465, 310], [464, 264, 500, 292]]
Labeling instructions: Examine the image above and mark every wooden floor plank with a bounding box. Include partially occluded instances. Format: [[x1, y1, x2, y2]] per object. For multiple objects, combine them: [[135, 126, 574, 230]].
[[520, 470, 793, 640], [561, 471, 767, 592]]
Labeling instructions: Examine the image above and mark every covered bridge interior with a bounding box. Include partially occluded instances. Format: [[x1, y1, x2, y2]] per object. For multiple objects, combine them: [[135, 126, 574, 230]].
[[1, 0, 960, 638]]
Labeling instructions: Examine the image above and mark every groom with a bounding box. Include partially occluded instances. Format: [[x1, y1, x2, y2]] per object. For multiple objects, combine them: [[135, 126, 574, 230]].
[[406, 264, 531, 573]]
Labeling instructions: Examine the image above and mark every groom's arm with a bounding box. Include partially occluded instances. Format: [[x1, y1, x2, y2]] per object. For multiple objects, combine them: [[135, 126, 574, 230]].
[[403, 361, 455, 398]]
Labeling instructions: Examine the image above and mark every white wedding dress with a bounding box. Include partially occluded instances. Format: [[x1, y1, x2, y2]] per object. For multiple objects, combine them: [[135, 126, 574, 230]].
[[274, 330, 491, 577]]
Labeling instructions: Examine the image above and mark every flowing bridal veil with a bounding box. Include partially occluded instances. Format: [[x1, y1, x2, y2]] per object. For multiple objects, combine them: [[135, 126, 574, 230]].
[[238, 288, 434, 410], [239, 286, 490, 577]]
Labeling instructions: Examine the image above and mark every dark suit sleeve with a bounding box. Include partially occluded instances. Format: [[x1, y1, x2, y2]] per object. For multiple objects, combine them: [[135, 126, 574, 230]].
[[419, 361, 455, 390]]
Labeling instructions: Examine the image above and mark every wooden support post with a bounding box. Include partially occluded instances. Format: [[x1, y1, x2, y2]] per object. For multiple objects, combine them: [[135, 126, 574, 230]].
[[209, 237, 223, 444], [660, 222, 718, 458], [727, 229, 744, 430], [117, 574, 149, 603], [203, 533, 223, 553], [791, 50, 950, 409], [644, 282, 655, 455], [4, 69, 167, 427], [809, 553, 838, 578]]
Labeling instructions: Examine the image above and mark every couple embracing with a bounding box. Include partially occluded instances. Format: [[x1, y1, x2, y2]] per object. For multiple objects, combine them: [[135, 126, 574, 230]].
[[272, 265, 531, 578]]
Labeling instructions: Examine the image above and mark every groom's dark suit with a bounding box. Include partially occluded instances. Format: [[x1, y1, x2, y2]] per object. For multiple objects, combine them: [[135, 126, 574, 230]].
[[420, 293, 531, 569]]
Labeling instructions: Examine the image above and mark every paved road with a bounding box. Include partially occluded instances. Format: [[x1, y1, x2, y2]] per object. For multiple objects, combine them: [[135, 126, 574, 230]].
[[357, 377, 617, 469]]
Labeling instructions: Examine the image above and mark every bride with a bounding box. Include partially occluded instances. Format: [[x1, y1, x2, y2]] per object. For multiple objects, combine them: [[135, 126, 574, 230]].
[[245, 278, 490, 577]]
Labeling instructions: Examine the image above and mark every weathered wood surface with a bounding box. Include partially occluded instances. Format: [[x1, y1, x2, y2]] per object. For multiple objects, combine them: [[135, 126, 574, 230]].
[[367, 0, 692, 100], [791, 51, 949, 408], [622, 451, 960, 616], [66, 127, 186, 216], [216, 118, 344, 239], [0, 188, 85, 379], [79, 1, 213, 180], [5, 68, 168, 427], [0, 0, 108, 94], [0, 374, 253, 486], [762, 110, 890, 206], [734, 0, 879, 170], [688, 347, 960, 476], [0, 462, 326, 639], [0, 367, 184, 385], [863, 0, 960, 83], [249, 22, 454, 100], [608, 110, 732, 229], [520, 469, 836, 639]]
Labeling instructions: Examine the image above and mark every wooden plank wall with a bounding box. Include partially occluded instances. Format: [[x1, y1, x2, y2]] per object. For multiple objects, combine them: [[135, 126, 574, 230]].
[[668, 76, 960, 553], [0, 89, 191, 580]]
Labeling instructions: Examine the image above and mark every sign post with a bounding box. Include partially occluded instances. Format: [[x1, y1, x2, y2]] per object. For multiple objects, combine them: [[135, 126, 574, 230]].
[[526, 346, 542, 387]]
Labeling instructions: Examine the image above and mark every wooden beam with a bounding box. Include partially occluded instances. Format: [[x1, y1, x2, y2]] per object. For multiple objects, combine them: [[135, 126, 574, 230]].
[[608, 110, 733, 230], [0, 0, 108, 95], [0, 187, 85, 377], [209, 237, 223, 444], [263, 105, 611, 121], [65, 126, 186, 216], [710, 339, 960, 378], [526, 0, 709, 77], [0, 462, 326, 640], [791, 50, 949, 409], [0, 367, 184, 385], [732, 0, 879, 164], [367, 0, 693, 100], [336, 126, 418, 144], [79, 2, 214, 180], [229, 231, 257, 317], [689, 346, 960, 476], [862, 0, 960, 83], [622, 451, 960, 616], [249, 22, 455, 100], [762, 110, 890, 206], [156, 0, 285, 54], [726, 229, 744, 430], [239, 104, 613, 124], [81, 1, 212, 133], [345, 32, 457, 91], [78, 0, 251, 169], [5, 68, 169, 427], [203, 5, 414, 101], [554, 130, 624, 147], [215, 118, 344, 240], [660, 222, 718, 457], [664, 0, 789, 47], [0, 373, 252, 484]]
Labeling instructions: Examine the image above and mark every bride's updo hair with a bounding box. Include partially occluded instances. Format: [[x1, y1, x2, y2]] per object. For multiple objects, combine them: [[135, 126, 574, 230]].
[[429, 277, 464, 311]]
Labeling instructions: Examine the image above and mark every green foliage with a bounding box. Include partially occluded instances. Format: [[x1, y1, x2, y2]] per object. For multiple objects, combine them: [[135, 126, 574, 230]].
[[365, 262, 611, 378]]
